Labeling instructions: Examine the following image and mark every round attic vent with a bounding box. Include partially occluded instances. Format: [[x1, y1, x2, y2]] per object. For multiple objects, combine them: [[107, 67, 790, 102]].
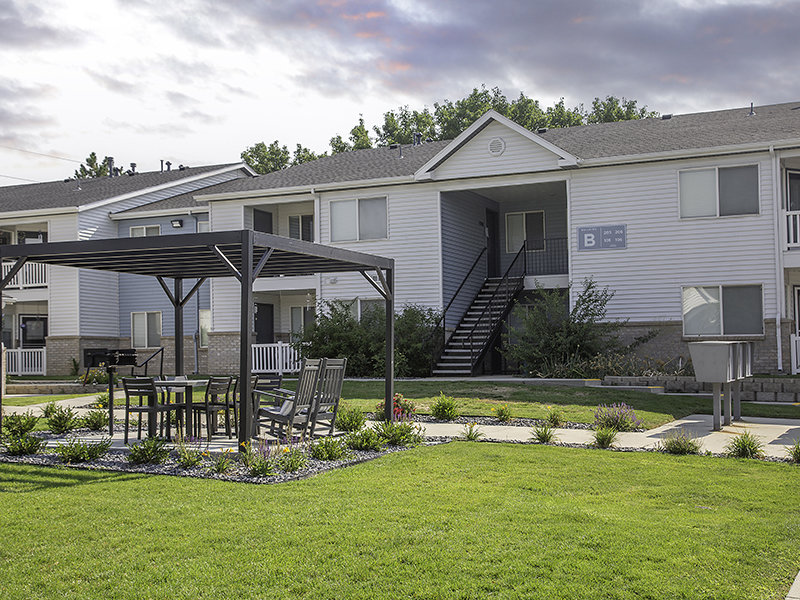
[[488, 137, 506, 156]]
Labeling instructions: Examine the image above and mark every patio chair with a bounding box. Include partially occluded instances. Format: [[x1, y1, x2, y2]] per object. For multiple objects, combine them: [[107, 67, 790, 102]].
[[191, 376, 235, 440], [309, 358, 347, 437], [121, 377, 185, 444], [256, 359, 322, 440]]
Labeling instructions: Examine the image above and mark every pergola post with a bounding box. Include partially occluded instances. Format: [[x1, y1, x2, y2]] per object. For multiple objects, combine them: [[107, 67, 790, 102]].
[[0, 257, 28, 432], [384, 267, 394, 421], [174, 278, 184, 376], [238, 231, 254, 446]]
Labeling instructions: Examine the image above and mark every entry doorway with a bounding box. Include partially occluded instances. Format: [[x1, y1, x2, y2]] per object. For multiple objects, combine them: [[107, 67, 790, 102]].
[[255, 303, 274, 344], [485, 209, 500, 277], [20, 315, 47, 348]]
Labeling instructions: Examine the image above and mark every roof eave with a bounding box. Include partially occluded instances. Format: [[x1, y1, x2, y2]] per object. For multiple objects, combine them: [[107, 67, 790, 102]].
[[109, 206, 209, 221]]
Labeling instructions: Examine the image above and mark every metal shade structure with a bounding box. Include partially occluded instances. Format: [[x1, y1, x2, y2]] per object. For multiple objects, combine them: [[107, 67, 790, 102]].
[[0, 229, 396, 443]]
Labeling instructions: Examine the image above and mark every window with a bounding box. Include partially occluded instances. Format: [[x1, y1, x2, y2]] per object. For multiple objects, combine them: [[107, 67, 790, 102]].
[[199, 309, 211, 347], [130, 225, 161, 237], [290, 306, 315, 341], [679, 165, 759, 217], [289, 215, 314, 242], [359, 298, 384, 319], [788, 172, 800, 212], [131, 312, 161, 347], [682, 285, 763, 335], [505, 211, 545, 253], [330, 197, 387, 241], [197, 220, 210, 233]]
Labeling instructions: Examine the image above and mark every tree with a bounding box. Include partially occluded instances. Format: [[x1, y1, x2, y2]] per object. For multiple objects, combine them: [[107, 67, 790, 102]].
[[544, 98, 585, 129], [433, 85, 511, 140], [292, 144, 323, 165], [373, 105, 437, 146], [74, 152, 109, 179], [240, 140, 291, 174], [586, 96, 658, 124], [329, 134, 350, 154], [349, 116, 372, 150]]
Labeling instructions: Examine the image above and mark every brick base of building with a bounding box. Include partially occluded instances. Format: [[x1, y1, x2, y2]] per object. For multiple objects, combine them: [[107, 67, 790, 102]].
[[207, 332, 243, 374]]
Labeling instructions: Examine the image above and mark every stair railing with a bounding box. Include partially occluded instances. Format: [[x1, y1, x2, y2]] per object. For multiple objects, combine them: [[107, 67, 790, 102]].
[[136, 347, 165, 378], [465, 241, 527, 371], [429, 247, 487, 371]]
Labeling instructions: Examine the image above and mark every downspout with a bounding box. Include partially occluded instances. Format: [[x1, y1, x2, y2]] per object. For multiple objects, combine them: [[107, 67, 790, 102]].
[[770, 146, 784, 371], [189, 210, 201, 374]]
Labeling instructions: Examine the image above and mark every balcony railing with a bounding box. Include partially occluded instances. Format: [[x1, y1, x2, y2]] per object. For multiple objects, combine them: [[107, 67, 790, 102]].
[[526, 237, 568, 276], [1, 261, 48, 288], [6, 348, 46, 375], [252, 342, 302, 375]]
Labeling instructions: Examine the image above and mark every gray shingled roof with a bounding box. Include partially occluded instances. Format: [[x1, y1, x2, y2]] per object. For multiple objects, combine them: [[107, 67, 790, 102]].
[[0, 163, 239, 212], [539, 100, 800, 160]]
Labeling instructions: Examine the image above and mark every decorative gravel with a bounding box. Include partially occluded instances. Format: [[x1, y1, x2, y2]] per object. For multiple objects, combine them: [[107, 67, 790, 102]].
[[376, 413, 595, 430]]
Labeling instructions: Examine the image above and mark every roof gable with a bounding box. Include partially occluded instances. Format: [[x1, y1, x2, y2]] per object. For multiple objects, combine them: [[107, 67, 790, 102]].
[[415, 110, 577, 181]]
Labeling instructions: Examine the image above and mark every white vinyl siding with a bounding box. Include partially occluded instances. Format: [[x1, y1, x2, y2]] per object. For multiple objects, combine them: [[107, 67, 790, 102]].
[[679, 165, 759, 218], [330, 197, 387, 241], [682, 285, 763, 336], [130, 224, 160, 237], [47, 213, 80, 336], [131, 311, 161, 348]]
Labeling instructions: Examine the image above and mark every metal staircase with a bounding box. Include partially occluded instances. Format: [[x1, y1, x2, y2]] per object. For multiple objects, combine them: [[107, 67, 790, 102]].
[[433, 244, 526, 376]]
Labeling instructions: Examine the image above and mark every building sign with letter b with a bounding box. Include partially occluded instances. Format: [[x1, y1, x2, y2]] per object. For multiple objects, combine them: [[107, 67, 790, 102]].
[[577, 225, 627, 251]]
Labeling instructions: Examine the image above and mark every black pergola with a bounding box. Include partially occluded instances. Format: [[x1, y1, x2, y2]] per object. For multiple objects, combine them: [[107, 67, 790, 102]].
[[0, 229, 396, 443]]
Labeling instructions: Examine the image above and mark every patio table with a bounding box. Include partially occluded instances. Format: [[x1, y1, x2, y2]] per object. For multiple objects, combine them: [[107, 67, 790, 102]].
[[154, 379, 208, 439]]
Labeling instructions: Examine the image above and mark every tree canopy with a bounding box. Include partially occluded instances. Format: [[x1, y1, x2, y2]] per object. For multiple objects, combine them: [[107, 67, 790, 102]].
[[241, 86, 658, 174], [74, 152, 110, 179]]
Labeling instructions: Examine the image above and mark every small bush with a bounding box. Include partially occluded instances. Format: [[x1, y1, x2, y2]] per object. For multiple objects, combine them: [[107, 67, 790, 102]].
[[593, 403, 642, 432], [593, 427, 618, 449], [278, 447, 308, 473], [3, 433, 46, 455], [334, 406, 366, 433], [431, 393, 459, 421], [725, 432, 765, 459], [2, 411, 38, 437], [493, 404, 513, 423], [207, 449, 235, 474], [657, 430, 702, 455], [373, 420, 424, 447], [375, 393, 415, 421], [52, 437, 112, 463], [82, 409, 109, 431], [459, 422, 484, 442], [93, 392, 110, 409], [546, 407, 562, 427], [532, 423, 557, 444], [247, 441, 281, 477], [346, 428, 385, 451], [48, 405, 79, 435], [308, 437, 351, 461], [176, 436, 204, 468], [786, 439, 800, 463], [41, 401, 59, 419], [128, 437, 170, 464]]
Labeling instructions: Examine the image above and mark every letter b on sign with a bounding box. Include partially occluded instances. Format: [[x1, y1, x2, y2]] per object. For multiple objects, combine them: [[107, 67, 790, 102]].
[[583, 233, 596, 248]]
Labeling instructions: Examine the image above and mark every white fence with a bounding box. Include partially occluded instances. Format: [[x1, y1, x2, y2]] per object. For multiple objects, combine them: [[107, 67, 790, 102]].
[[6, 348, 46, 375], [252, 342, 302, 374], [1, 261, 47, 288], [792, 334, 800, 375]]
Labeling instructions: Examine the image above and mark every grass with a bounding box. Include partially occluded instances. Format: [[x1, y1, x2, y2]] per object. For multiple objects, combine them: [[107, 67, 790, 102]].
[[0, 444, 799, 598], [1, 393, 96, 407], [296, 380, 800, 429]]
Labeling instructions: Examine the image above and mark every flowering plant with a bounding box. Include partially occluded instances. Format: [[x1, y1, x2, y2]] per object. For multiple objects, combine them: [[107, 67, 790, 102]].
[[375, 392, 415, 421]]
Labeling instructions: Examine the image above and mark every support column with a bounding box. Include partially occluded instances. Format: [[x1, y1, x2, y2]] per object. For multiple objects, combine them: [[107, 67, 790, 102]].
[[384, 268, 394, 421], [174, 278, 184, 376], [238, 231, 254, 446], [733, 381, 742, 421], [712, 382, 721, 431], [723, 381, 732, 426]]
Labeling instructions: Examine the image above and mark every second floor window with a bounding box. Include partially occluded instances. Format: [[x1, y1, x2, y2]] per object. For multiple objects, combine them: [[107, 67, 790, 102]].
[[506, 211, 545, 253], [130, 225, 161, 237], [330, 197, 387, 242], [679, 165, 759, 218], [289, 215, 314, 242]]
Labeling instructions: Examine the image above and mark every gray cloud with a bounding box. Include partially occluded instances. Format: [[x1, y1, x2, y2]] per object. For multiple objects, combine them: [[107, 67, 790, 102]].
[[0, 79, 57, 145], [0, 0, 82, 48], [138, 0, 800, 114], [86, 71, 139, 95]]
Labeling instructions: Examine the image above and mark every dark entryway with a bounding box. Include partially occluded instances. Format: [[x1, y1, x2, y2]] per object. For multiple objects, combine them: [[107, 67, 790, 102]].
[[20, 315, 47, 348], [253, 209, 273, 234], [255, 303, 274, 343], [485, 209, 500, 277]]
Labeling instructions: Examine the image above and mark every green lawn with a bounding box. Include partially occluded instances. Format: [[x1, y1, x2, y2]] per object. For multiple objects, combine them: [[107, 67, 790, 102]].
[[2, 393, 97, 408], [329, 380, 800, 428], [0, 443, 798, 599]]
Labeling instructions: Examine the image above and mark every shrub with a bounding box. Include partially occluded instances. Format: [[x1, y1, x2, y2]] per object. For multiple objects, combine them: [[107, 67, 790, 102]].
[[278, 447, 308, 473], [594, 403, 642, 432], [3, 433, 46, 455], [546, 407, 562, 427], [245, 440, 282, 477], [52, 437, 112, 463], [2, 411, 39, 437], [82, 409, 109, 431], [373, 420, 424, 447], [93, 392, 110, 409], [128, 437, 170, 464], [346, 428, 385, 451], [375, 393, 415, 421], [308, 436, 351, 461], [493, 404, 513, 423], [48, 405, 79, 435], [334, 406, 366, 433], [725, 432, 765, 459], [176, 436, 204, 468], [459, 422, 484, 442], [657, 430, 702, 455], [41, 401, 59, 419], [786, 439, 800, 463], [593, 427, 618, 449], [531, 423, 557, 444], [207, 449, 235, 474], [431, 393, 459, 421]]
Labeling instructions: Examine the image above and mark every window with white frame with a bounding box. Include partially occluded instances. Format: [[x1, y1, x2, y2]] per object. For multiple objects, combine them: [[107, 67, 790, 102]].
[[130, 225, 161, 237], [197, 220, 210, 233], [289, 215, 314, 242], [679, 165, 759, 218], [131, 311, 162, 347], [330, 197, 387, 241], [290, 306, 315, 341], [505, 211, 545, 253], [682, 285, 763, 336], [359, 298, 383, 319], [199, 309, 211, 347]]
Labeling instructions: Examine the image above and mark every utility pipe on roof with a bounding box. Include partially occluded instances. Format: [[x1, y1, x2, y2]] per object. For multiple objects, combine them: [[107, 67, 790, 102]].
[[770, 145, 784, 372]]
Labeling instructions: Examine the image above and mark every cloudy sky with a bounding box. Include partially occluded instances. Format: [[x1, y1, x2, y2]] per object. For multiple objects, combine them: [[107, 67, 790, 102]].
[[1, 0, 798, 186]]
